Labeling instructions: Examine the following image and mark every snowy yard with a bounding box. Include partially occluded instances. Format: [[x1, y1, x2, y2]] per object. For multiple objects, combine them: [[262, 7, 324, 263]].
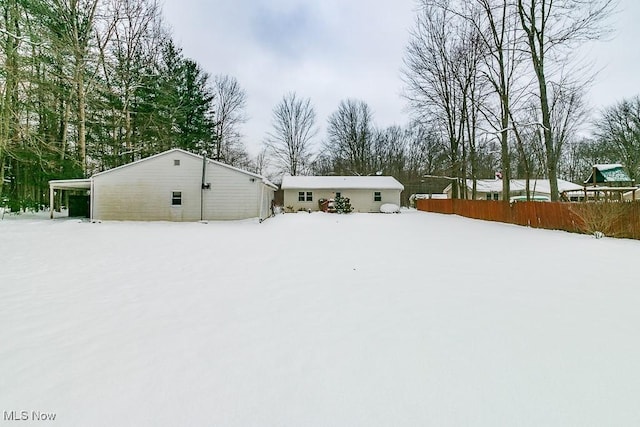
[[1, 210, 640, 426]]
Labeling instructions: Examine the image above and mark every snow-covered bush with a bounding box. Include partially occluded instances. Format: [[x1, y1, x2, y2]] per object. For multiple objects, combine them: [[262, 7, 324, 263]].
[[380, 203, 400, 213], [334, 196, 352, 214]]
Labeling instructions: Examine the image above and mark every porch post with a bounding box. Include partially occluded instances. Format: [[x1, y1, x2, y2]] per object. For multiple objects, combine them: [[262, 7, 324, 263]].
[[49, 185, 54, 219]]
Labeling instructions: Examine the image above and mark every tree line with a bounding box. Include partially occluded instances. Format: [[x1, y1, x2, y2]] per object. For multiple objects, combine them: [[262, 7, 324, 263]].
[[2, 0, 638, 211], [400, 0, 619, 201], [263, 0, 637, 202], [1, 0, 251, 211], [264, 88, 640, 201]]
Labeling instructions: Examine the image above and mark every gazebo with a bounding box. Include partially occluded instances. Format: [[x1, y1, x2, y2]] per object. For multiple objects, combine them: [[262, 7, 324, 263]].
[[583, 164, 637, 201]]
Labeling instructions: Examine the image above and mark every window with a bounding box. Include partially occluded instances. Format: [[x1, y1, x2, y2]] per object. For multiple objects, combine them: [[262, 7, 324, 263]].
[[493, 193, 499, 201], [298, 191, 313, 202], [336, 192, 341, 198], [486, 193, 492, 200], [374, 191, 382, 202], [174, 159, 180, 166], [172, 191, 182, 206]]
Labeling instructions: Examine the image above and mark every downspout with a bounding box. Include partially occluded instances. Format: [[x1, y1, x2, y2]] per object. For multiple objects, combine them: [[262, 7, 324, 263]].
[[90, 178, 94, 221], [49, 184, 54, 219], [200, 152, 212, 221], [259, 182, 265, 222], [201, 152, 206, 221]]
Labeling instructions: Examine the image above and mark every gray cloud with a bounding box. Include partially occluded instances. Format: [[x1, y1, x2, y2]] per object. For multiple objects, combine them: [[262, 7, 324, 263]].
[[250, 3, 327, 60], [163, 0, 639, 156]]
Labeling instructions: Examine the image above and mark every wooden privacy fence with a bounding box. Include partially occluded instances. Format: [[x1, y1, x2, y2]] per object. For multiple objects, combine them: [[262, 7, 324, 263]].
[[416, 199, 640, 240]]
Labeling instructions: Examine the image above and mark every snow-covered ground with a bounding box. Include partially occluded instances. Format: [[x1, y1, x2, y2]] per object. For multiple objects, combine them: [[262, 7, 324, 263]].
[[1, 210, 639, 426]]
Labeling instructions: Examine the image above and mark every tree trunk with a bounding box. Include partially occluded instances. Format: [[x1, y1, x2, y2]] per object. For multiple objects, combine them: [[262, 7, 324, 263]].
[[518, 0, 559, 201], [538, 76, 559, 200], [77, 67, 87, 175], [1, 0, 20, 197]]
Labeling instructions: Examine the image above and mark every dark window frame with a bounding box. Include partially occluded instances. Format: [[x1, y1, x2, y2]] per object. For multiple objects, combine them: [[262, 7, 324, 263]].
[[174, 159, 180, 166], [298, 191, 305, 202], [172, 191, 182, 206], [374, 191, 382, 202]]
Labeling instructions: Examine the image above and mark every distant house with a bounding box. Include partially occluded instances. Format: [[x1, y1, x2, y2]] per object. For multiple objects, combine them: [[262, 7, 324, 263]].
[[280, 176, 404, 212], [408, 193, 447, 207], [624, 188, 640, 201], [49, 149, 277, 221], [443, 179, 583, 200]]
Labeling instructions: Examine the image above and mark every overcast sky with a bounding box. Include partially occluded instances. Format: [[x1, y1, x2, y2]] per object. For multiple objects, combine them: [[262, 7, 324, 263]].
[[162, 0, 640, 156]]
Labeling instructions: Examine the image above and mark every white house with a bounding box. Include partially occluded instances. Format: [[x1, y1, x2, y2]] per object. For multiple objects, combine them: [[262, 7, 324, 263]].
[[624, 187, 640, 201], [280, 176, 404, 212], [49, 149, 277, 221], [443, 179, 584, 201]]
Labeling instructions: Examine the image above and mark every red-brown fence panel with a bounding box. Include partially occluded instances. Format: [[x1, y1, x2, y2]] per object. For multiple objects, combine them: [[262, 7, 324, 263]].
[[416, 199, 640, 240], [416, 199, 454, 214]]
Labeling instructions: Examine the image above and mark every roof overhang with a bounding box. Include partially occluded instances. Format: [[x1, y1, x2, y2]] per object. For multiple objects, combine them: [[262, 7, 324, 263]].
[[49, 178, 92, 190], [582, 186, 638, 192], [280, 176, 404, 191]]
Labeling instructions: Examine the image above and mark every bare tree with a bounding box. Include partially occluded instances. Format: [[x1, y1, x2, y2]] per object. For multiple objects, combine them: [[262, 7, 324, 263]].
[[325, 99, 374, 175], [404, 1, 498, 199], [405, 123, 448, 178], [212, 74, 248, 165], [549, 82, 587, 177], [435, 0, 527, 199], [510, 105, 546, 198], [516, 0, 615, 200], [265, 92, 317, 176], [453, 5, 488, 199], [403, 4, 466, 195], [473, 0, 525, 200], [594, 95, 640, 181], [561, 137, 615, 183], [372, 125, 408, 178], [97, 0, 163, 163], [253, 146, 270, 176]]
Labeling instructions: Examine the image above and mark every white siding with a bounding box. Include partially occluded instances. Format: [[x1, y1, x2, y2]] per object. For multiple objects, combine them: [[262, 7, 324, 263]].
[[283, 189, 401, 212], [93, 150, 275, 221], [203, 161, 273, 220], [93, 151, 202, 221]]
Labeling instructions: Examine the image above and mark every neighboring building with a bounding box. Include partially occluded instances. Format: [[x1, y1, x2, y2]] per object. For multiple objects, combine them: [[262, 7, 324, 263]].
[[49, 149, 277, 221], [584, 164, 633, 187], [624, 188, 640, 201], [280, 176, 404, 212], [443, 179, 584, 200], [583, 164, 637, 201], [408, 193, 447, 207]]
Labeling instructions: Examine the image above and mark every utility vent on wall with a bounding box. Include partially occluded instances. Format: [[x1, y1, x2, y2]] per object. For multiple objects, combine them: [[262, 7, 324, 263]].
[[174, 159, 180, 166]]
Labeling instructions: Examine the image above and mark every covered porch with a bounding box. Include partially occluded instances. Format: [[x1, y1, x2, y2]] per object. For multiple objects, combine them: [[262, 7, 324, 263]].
[[48, 179, 92, 219]]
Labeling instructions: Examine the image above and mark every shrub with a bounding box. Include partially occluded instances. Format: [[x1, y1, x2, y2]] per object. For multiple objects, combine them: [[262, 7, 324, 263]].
[[334, 196, 352, 214], [569, 202, 628, 238]]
